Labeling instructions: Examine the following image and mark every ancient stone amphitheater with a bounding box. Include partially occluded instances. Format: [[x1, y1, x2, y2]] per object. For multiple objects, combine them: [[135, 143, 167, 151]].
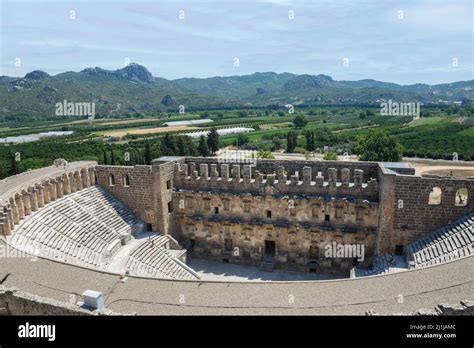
[[0, 158, 472, 315]]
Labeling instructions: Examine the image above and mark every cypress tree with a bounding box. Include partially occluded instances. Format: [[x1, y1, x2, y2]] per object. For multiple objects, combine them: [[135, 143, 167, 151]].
[[145, 143, 152, 165], [198, 135, 210, 156], [207, 128, 220, 153], [286, 131, 297, 153], [110, 149, 115, 165], [102, 150, 108, 165], [305, 130, 315, 151]]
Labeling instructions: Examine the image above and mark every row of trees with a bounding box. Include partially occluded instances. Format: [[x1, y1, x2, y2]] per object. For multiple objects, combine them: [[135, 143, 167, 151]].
[[284, 128, 403, 161], [0, 128, 222, 179], [283, 128, 344, 153], [198, 128, 220, 156]]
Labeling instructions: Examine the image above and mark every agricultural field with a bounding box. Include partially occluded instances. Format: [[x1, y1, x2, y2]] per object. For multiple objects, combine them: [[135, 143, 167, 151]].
[[98, 125, 196, 137], [1, 105, 473, 179]]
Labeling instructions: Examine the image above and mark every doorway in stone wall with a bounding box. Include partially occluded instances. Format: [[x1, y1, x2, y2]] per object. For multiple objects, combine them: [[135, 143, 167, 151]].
[[395, 244, 404, 256], [224, 238, 233, 251], [308, 245, 319, 272], [309, 245, 319, 259], [264, 240, 276, 261]]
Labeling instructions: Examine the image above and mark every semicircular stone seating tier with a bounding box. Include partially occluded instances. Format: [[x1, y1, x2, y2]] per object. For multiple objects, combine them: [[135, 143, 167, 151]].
[[9, 186, 140, 269]]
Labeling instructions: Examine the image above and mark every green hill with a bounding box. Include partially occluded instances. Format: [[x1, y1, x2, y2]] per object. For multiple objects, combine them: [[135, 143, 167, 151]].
[[1, 63, 472, 122]]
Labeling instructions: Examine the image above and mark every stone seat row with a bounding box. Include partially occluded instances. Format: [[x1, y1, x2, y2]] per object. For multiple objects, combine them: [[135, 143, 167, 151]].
[[13, 217, 109, 257], [18, 209, 117, 253], [411, 233, 473, 267], [36, 201, 119, 244], [11, 225, 104, 268], [127, 253, 194, 279], [56, 188, 136, 238], [73, 187, 139, 227], [412, 229, 472, 257], [126, 235, 198, 280], [9, 186, 141, 270], [406, 213, 474, 269], [407, 215, 474, 256], [12, 228, 105, 267], [413, 244, 472, 269], [64, 187, 139, 238], [0, 166, 97, 236]]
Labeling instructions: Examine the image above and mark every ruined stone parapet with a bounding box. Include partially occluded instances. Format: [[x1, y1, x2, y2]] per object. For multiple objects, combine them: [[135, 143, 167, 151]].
[[28, 187, 38, 212], [88, 168, 96, 186], [22, 190, 32, 216], [49, 179, 57, 201], [62, 173, 71, 194], [35, 184, 45, 208], [221, 164, 230, 181], [210, 164, 218, 180], [42, 181, 51, 204], [0, 206, 12, 236], [9, 197, 19, 224], [174, 163, 379, 199], [200, 163, 209, 180], [55, 179, 64, 199], [341, 168, 350, 188], [74, 171, 83, 191], [354, 169, 363, 188], [231, 165, 240, 182], [0, 164, 97, 237], [0, 216, 9, 236], [5, 207, 14, 232], [15, 193, 25, 220], [0, 285, 133, 315], [369, 300, 474, 316], [243, 165, 252, 184], [81, 168, 91, 188], [69, 172, 77, 193], [303, 166, 312, 187]]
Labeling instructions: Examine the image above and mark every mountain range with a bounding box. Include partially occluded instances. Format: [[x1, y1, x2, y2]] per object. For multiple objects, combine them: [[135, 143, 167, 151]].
[[1, 63, 472, 120]]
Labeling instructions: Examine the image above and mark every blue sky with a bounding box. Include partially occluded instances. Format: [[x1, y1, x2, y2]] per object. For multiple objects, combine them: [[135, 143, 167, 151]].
[[0, 0, 472, 84]]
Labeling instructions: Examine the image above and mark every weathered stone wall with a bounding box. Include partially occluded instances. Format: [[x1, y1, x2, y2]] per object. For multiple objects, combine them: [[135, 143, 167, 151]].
[[376, 174, 474, 254], [151, 158, 184, 235], [433, 301, 474, 316], [173, 188, 378, 272], [0, 286, 129, 315], [96, 159, 184, 235], [375, 167, 397, 255], [0, 287, 90, 315], [95, 165, 155, 230], [367, 300, 474, 316]]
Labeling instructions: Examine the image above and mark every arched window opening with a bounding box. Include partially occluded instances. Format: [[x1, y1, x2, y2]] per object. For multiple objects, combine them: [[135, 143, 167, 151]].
[[455, 188, 468, 206], [108, 174, 116, 186], [123, 175, 130, 187], [428, 187, 442, 205]]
